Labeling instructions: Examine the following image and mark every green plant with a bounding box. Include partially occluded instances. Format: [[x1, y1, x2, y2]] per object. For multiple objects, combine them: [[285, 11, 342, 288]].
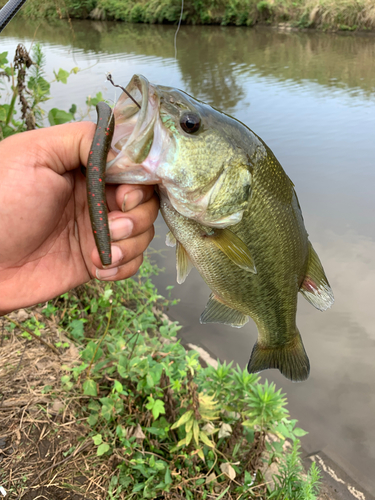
[[0, 43, 81, 140], [269, 439, 321, 499], [38, 255, 320, 499]]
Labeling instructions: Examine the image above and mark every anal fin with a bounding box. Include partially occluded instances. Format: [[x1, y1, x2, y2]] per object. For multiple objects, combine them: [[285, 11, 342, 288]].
[[247, 330, 310, 382], [200, 294, 248, 328], [300, 243, 334, 312]]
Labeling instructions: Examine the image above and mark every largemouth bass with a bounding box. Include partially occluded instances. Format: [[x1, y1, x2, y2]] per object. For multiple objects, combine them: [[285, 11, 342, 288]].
[[104, 74, 334, 382]]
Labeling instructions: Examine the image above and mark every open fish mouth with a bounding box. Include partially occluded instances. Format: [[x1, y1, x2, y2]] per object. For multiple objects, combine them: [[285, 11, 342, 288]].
[[105, 74, 161, 184]]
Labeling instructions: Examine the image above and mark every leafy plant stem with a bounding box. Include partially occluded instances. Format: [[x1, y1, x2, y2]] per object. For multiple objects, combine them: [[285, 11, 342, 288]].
[[3, 314, 59, 354], [86, 304, 112, 379]]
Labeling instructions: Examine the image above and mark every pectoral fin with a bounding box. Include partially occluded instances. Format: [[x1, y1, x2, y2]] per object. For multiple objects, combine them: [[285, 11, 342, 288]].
[[200, 294, 249, 328], [300, 243, 334, 311], [166, 231, 176, 247], [207, 229, 256, 273], [176, 242, 193, 284]]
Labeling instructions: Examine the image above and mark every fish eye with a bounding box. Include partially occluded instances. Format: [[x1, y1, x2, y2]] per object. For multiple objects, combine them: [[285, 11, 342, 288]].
[[180, 112, 201, 134]]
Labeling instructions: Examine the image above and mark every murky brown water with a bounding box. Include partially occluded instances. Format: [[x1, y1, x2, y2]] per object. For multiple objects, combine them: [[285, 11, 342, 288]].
[[2, 19, 375, 495]]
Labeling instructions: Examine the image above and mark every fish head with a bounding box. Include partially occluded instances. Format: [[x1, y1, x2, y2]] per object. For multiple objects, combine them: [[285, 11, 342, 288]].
[[106, 74, 263, 227]]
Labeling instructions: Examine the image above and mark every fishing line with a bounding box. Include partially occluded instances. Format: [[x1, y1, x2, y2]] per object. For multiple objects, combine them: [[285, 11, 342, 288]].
[[174, 0, 184, 60], [107, 73, 141, 109]]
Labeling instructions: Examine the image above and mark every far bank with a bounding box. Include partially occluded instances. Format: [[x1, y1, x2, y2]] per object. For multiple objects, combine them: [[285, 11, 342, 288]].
[[1, 0, 375, 33]]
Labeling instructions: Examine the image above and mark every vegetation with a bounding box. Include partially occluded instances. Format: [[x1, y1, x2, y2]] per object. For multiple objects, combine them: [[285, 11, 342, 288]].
[[1, 258, 321, 499], [0, 44, 321, 498], [0, 43, 103, 139], [1, 0, 375, 31]]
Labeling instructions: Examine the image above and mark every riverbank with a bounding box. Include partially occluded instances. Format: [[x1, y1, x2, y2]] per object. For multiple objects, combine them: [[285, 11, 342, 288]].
[[1, 271, 372, 500], [1, 0, 375, 32], [0, 259, 321, 499]]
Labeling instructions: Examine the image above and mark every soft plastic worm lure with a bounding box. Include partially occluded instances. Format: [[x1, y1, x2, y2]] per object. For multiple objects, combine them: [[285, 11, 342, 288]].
[[86, 102, 115, 266], [87, 77, 140, 267]]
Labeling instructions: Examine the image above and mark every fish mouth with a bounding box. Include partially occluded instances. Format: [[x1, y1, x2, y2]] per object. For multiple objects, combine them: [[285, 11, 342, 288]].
[[105, 74, 161, 184]]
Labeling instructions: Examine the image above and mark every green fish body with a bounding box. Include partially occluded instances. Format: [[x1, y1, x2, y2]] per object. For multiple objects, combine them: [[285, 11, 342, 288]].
[[105, 75, 334, 382]]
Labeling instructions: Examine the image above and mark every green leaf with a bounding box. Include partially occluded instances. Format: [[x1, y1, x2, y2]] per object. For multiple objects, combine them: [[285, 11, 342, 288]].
[[216, 485, 230, 500], [150, 363, 163, 385], [88, 401, 101, 411], [97, 443, 110, 456], [48, 108, 74, 126], [0, 106, 7, 122], [0, 51, 8, 65], [86, 91, 104, 107], [61, 375, 71, 384], [132, 483, 145, 493], [185, 417, 194, 434], [101, 401, 114, 421], [87, 414, 98, 426], [69, 103, 77, 115], [146, 373, 154, 388], [92, 434, 102, 445], [193, 420, 200, 446], [55, 68, 70, 84], [199, 431, 214, 448], [152, 400, 165, 420], [113, 380, 123, 393], [293, 427, 308, 437], [177, 437, 186, 447], [171, 410, 193, 430], [28, 76, 50, 94], [81, 341, 103, 362], [71, 66, 80, 74], [164, 467, 172, 485], [83, 379, 97, 396], [68, 319, 85, 339], [185, 429, 193, 446]]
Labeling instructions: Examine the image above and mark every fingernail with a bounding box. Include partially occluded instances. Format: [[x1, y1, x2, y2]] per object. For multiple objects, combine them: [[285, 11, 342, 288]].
[[96, 267, 119, 280], [122, 189, 143, 212], [109, 218, 133, 241], [110, 245, 123, 264]]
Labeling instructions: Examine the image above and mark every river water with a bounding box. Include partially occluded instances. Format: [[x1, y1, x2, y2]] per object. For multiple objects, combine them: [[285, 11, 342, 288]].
[[2, 19, 375, 495]]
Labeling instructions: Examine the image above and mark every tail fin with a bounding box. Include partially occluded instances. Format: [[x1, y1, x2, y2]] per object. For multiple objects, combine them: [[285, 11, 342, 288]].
[[247, 331, 310, 382]]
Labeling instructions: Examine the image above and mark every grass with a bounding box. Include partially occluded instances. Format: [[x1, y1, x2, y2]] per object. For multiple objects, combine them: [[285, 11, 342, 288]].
[[0, 256, 322, 499], [1, 0, 374, 31]]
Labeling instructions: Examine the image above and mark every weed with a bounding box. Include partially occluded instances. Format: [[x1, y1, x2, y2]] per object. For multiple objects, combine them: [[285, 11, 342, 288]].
[[38, 256, 320, 499], [0, 43, 85, 140], [2, 0, 374, 30]]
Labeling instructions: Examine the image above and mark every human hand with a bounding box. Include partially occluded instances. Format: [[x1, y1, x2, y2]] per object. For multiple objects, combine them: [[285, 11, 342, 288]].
[[0, 122, 159, 314]]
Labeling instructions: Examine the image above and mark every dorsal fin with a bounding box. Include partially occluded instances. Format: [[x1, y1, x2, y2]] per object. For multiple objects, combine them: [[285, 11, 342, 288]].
[[176, 242, 193, 284], [207, 228, 256, 273], [300, 243, 334, 311], [200, 294, 248, 328]]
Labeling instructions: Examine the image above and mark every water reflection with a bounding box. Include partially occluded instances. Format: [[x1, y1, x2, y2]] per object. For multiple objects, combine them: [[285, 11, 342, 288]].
[[3, 20, 375, 104]]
